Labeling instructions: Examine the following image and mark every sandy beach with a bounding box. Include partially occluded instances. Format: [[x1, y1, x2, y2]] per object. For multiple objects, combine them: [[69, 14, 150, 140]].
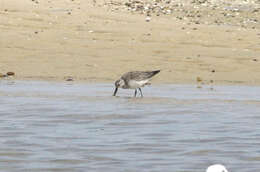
[[0, 0, 260, 85]]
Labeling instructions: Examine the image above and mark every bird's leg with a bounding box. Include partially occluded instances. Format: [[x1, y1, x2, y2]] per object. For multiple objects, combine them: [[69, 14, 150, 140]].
[[138, 88, 143, 97], [134, 89, 137, 97]]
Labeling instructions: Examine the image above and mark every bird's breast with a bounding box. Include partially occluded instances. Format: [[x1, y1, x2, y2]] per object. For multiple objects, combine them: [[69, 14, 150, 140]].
[[128, 79, 149, 89]]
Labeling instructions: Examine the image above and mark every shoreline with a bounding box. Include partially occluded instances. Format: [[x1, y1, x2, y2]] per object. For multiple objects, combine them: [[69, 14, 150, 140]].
[[2, 76, 260, 87]]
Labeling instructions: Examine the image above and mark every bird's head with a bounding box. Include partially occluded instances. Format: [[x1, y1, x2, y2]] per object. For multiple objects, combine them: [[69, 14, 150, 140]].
[[115, 79, 125, 88], [113, 79, 125, 96]]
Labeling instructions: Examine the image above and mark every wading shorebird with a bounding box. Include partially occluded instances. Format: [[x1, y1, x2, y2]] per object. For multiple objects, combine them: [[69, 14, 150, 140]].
[[206, 164, 229, 172], [113, 70, 160, 97]]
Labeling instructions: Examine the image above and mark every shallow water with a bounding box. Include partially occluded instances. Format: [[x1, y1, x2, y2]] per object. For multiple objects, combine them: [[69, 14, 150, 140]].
[[0, 80, 260, 172]]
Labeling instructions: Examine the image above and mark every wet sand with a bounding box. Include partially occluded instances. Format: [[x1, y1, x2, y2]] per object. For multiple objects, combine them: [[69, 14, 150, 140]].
[[0, 0, 260, 85]]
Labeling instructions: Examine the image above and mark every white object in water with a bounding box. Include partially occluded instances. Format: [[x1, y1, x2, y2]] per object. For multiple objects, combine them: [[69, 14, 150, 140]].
[[206, 164, 228, 172]]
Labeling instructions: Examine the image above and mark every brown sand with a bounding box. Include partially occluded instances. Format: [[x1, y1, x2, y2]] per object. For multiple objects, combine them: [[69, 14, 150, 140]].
[[0, 0, 260, 85]]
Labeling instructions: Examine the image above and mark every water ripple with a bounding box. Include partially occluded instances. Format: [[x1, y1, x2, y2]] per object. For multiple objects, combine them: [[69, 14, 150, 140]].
[[0, 80, 260, 172]]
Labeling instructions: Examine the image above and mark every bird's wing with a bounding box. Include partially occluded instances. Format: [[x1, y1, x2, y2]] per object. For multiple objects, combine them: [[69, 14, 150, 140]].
[[122, 71, 160, 81]]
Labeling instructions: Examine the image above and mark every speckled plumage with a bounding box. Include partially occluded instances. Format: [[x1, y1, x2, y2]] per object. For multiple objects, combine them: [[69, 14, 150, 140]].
[[113, 70, 160, 97]]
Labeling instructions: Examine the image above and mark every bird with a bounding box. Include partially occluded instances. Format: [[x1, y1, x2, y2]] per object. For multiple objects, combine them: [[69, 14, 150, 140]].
[[206, 164, 229, 172], [113, 70, 160, 97]]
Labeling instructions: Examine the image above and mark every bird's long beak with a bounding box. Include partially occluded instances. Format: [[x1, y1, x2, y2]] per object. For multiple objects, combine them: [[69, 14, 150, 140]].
[[113, 87, 118, 96]]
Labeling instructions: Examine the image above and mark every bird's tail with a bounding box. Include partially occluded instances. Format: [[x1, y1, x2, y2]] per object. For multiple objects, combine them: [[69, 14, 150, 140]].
[[152, 70, 160, 75], [142, 70, 161, 79]]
